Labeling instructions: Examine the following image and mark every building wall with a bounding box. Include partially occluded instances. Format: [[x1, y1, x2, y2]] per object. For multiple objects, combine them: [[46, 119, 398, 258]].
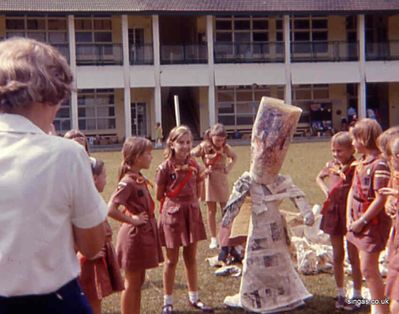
[[389, 82, 399, 126], [114, 89, 125, 140], [111, 15, 122, 43], [329, 84, 347, 130], [0, 15, 5, 38], [198, 86, 209, 135], [388, 15, 399, 57], [328, 16, 346, 41]]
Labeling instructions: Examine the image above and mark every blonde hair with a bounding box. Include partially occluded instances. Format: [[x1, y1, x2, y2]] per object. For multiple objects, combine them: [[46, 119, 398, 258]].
[[164, 125, 192, 160], [350, 118, 382, 151], [64, 129, 89, 152], [331, 131, 353, 149], [0, 37, 72, 112], [203, 123, 227, 144], [390, 137, 399, 159], [377, 126, 399, 158], [118, 136, 152, 181]]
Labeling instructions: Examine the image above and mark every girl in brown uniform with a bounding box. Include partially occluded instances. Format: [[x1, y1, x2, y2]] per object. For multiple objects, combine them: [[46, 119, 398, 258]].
[[78, 158, 124, 314], [108, 137, 163, 314], [157, 125, 213, 314], [380, 136, 399, 313], [316, 132, 362, 310], [191, 123, 237, 249], [346, 119, 391, 314]]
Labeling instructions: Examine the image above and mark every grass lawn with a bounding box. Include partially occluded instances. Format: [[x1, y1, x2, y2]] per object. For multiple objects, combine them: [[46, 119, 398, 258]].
[[92, 141, 369, 314]]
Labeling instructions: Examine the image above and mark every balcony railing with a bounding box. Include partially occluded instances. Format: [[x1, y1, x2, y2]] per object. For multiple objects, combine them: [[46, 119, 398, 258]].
[[291, 41, 358, 62], [214, 42, 285, 63], [76, 43, 123, 65], [129, 44, 153, 65], [366, 41, 399, 61], [160, 44, 207, 64]]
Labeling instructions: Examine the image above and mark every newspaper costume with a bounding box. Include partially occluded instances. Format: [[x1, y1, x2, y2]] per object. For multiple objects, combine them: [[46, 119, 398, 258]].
[[221, 97, 314, 313]]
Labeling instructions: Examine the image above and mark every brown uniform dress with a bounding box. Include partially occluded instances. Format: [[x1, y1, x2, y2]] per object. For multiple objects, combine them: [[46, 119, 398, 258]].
[[111, 172, 163, 271], [191, 142, 233, 203], [385, 171, 399, 301], [346, 155, 391, 253], [78, 220, 124, 300], [156, 158, 207, 248], [319, 157, 355, 235]]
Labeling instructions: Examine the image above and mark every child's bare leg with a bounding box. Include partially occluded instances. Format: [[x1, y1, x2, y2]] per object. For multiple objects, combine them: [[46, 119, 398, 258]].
[[121, 270, 145, 314], [359, 250, 389, 314], [163, 248, 180, 295], [390, 300, 399, 314], [347, 241, 362, 293], [88, 298, 101, 314], [330, 235, 345, 290], [182, 242, 198, 292], [206, 202, 217, 238]]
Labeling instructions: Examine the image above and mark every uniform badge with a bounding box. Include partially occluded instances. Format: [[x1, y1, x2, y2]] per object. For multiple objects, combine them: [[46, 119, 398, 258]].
[[170, 173, 176, 181]]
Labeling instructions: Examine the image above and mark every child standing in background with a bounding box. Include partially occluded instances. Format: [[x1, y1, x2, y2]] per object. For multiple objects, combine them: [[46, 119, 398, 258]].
[[191, 123, 237, 249], [346, 119, 391, 314], [155, 122, 163, 148], [380, 136, 399, 313], [78, 158, 124, 314], [64, 129, 89, 153], [108, 137, 163, 314], [316, 131, 362, 310], [157, 125, 213, 314]]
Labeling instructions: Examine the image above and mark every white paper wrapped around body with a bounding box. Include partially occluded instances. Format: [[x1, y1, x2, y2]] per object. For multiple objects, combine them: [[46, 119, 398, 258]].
[[250, 97, 302, 185]]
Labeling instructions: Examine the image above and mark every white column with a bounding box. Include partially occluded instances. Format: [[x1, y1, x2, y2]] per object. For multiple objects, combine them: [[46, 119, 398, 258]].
[[67, 15, 78, 130], [358, 14, 367, 119], [122, 15, 132, 138], [207, 15, 216, 127], [283, 15, 292, 105], [152, 15, 162, 131]]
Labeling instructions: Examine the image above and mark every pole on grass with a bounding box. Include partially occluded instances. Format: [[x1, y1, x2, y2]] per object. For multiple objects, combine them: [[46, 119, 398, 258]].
[[174, 95, 181, 126]]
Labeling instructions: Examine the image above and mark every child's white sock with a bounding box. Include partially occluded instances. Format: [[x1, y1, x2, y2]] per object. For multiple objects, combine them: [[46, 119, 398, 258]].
[[163, 295, 173, 306], [353, 289, 362, 298], [188, 291, 199, 303], [336, 287, 345, 297], [209, 237, 218, 249]]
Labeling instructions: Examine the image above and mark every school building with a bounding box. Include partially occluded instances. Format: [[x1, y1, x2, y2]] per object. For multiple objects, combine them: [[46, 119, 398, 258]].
[[1, 1, 399, 143]]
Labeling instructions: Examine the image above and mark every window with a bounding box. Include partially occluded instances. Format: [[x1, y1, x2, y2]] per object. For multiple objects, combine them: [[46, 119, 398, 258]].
[[293, 84, 330, 123], [54, 100, 71, 133], [217, 85, 280, 128], [75, 16, 112, 44], [291, 16, 328, 53], [215, 16, 270, 44], [77, 89, 116, 131], [6, 15, 68, 45]]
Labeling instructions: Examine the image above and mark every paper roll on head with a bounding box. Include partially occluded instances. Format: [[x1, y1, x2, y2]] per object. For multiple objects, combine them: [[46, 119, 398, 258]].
[[249, 97, 302, 185]]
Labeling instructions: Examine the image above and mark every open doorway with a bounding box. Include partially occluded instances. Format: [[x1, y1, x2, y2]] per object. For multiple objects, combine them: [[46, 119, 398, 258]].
[[161, 87, 201, 139]]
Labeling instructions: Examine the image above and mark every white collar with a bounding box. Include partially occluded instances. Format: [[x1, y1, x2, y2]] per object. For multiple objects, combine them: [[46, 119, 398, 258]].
[[0, 113, 45, 135]]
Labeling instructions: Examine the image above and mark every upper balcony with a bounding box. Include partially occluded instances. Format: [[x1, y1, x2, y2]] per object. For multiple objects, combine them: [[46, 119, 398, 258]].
[[160, 44, 207, 64], [130, 43, 154, 65], [76, 43, 123, 65], [366, 41, 399, 61], [291, 41, 358, 62], [214, 42, 284, 63]]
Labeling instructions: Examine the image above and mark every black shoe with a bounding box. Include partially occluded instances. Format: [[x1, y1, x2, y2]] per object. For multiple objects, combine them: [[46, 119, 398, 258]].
[[218, 246, 229, 263], [189, 300, 214, 313], [161, 304, 173, 314], [229, 247, 243, 264]]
